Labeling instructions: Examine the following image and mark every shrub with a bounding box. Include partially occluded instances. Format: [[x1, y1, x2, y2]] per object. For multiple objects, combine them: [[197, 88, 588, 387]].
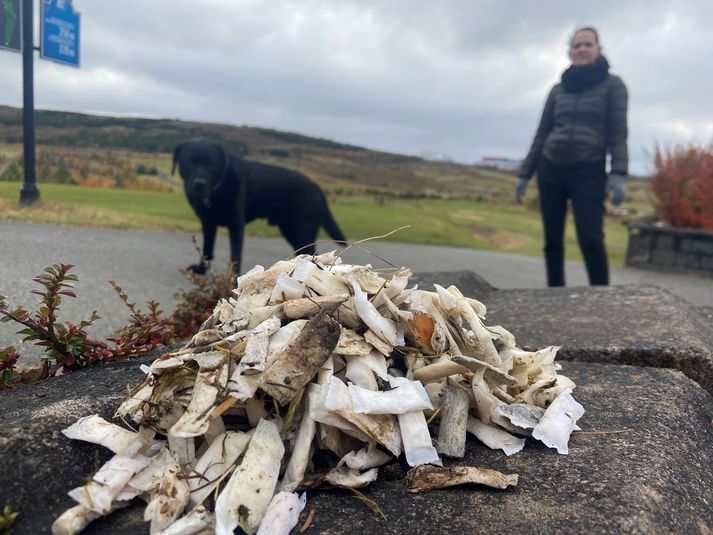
[[651, 143, 713, 230], [0, 346, 21, 389], [54, 166, 76, 184], [0, 260, 235, 390], [0, 505, 19, 534], [0, 264, 111, 379], [171, 265, 236, 339], [137, 164, 159, 175], [0, 162, 22, 181], [0, 263, 177, 380]]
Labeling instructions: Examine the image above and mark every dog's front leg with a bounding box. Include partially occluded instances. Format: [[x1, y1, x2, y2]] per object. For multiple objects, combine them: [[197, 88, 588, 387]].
[[226, 177, 248, 275], [189, 220, 217, 274], [227, 220, 245, 275]]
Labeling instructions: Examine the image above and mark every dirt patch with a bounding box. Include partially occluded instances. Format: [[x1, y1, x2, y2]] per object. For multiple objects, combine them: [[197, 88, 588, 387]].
[[468, 225, 523, 250], [451, 209, 486, 222]]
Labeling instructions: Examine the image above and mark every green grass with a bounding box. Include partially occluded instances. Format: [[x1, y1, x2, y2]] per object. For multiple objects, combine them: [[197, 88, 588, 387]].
[[0, 181, 631, 265], [330, 197, 630, 265]]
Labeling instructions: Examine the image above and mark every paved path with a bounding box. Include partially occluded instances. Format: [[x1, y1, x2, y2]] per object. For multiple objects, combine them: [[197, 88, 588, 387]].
[[2, 221, 712, 362]]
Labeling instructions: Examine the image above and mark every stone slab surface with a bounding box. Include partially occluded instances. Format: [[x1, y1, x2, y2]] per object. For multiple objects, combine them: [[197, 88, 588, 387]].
[[415, 272, 713, 395], [486, 284, 713, 396], [1, 352, 711, 534], [410, 270, 495, 299]]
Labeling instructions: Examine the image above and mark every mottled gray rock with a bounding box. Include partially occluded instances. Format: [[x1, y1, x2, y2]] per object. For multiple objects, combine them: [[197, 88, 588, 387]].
[[1, 354, 711, 534], [0, 349, 174, 535], [407, 272, 713, 395], [305, 363, 713, 535], [701, 306, 713, 324], [410, 270, 495, 299], [482, 284, 713, 395]]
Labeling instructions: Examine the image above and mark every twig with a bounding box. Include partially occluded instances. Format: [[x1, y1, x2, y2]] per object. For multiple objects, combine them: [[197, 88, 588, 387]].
[[575, 428, 632, 436], [210, 396, 239, 418], [286, 226, 411, 269], [426, 405, 442, 425], [334, 226, 411, 265], [340, 486, 386, 520], [299, 508, 316, 534]]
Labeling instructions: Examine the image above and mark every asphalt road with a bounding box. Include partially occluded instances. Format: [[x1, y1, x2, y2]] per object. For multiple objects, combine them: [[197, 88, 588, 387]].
[[2, 221, 712, 364]]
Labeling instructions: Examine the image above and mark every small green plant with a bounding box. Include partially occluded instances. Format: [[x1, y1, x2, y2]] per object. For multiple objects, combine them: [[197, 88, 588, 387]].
[[108, 281, 178, 353], [0, 263, 176, 385], [0, 347, 21, 390], [0, 259, 235, 390], [0, 263, 107, 378], [171, 237, 237, 339], [171, 264, 236, 339], [0, 504, 18, 535]]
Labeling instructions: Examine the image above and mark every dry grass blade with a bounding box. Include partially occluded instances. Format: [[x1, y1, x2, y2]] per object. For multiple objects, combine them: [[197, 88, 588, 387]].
[[575, 428, 633, 436], [283, 386, 306, 433], [340, 486, 386, 520], [286, 226, 410, 270], [299, 507, 316, 534], [425, 405, 442, 425], [334, 226, 411, 266]]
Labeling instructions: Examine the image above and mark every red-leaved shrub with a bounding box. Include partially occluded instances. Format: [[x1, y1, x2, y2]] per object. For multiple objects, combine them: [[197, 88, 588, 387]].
[[651, 143, 713, 230], [0, 261, 235, 390]]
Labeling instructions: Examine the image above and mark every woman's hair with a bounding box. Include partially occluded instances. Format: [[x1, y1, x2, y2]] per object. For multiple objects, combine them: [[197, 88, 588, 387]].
[[570, 26, 600, 46]]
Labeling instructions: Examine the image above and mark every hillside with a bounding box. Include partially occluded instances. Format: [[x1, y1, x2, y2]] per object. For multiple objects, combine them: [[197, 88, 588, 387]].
[[0, 105, 516, 200]]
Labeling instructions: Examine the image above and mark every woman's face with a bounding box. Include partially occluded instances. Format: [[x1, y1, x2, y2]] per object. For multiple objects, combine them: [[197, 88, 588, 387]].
[[569, 30, 600, 66]]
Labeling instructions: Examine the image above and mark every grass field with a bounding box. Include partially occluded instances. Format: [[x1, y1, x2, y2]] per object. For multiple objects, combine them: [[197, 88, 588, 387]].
[[0, 181, 633, 265]]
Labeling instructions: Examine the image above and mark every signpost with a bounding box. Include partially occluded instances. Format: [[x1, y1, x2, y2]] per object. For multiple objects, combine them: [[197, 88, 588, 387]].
[[19, 0, 38, 205], [0, 0, 21, 52], [41, 0, 80, 67], [0, 0, 81, 206]]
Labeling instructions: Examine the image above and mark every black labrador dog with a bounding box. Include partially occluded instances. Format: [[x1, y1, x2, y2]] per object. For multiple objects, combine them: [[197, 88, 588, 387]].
[[172, 138, 347, 273]]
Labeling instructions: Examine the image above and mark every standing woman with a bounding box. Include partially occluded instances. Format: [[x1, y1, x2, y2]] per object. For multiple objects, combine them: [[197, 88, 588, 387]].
[[516, 26, 628, 286]]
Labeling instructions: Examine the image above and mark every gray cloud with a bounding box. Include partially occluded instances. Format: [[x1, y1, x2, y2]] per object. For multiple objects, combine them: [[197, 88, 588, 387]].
[[1, 0, 712, 174]]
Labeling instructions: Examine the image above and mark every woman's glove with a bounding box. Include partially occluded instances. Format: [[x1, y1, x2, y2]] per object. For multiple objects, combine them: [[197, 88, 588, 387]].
[[606, 174, 626, 206], [515, 177, 529, 203]]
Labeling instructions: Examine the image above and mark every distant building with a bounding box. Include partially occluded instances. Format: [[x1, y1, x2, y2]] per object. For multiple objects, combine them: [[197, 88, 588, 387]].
[[480, 156, 521, 172], [420, 151, 454, 163]]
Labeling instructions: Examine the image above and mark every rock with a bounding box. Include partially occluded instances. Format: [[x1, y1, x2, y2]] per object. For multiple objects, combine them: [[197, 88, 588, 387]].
[[483, 284, 713, 395], [2, 274, 712, 534], [410, 271, 495, 299], [410, 273, 713, 394], [1, 355, 711, 534], [0, 352, 156, 535], [304, 362, 713, 535]]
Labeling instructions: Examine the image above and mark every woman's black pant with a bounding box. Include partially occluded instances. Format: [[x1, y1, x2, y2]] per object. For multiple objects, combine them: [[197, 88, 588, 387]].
[[536, 157, 608, 286]]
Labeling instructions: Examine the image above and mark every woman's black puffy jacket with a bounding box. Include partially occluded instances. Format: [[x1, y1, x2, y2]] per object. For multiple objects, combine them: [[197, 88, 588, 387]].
[[518, 74, 628, 178]]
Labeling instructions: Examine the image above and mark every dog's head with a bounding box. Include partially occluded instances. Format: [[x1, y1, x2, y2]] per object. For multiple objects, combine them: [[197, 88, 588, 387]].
[[172, 139, 230, 209]]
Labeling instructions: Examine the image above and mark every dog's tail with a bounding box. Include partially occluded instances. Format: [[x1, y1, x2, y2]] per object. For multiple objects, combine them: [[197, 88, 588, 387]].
[[171, 142, 184, 176], [322, 206, 347, 246]]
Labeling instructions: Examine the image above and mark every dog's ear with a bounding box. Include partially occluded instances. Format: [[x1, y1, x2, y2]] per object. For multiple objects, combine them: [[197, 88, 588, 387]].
[[171, 143, 184, 176]]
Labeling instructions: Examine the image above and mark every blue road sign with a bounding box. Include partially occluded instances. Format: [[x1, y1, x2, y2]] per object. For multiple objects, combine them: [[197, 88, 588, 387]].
[[41, 0, 80, 67], [0, 0, 21, 52]]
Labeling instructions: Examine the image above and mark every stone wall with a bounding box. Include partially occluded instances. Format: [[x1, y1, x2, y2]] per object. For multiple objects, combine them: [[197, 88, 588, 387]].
[[626, 222, 713, 275]]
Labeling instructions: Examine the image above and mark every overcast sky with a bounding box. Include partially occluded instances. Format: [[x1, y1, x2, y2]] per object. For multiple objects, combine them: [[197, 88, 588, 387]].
[[1, 1, 712, 175]]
